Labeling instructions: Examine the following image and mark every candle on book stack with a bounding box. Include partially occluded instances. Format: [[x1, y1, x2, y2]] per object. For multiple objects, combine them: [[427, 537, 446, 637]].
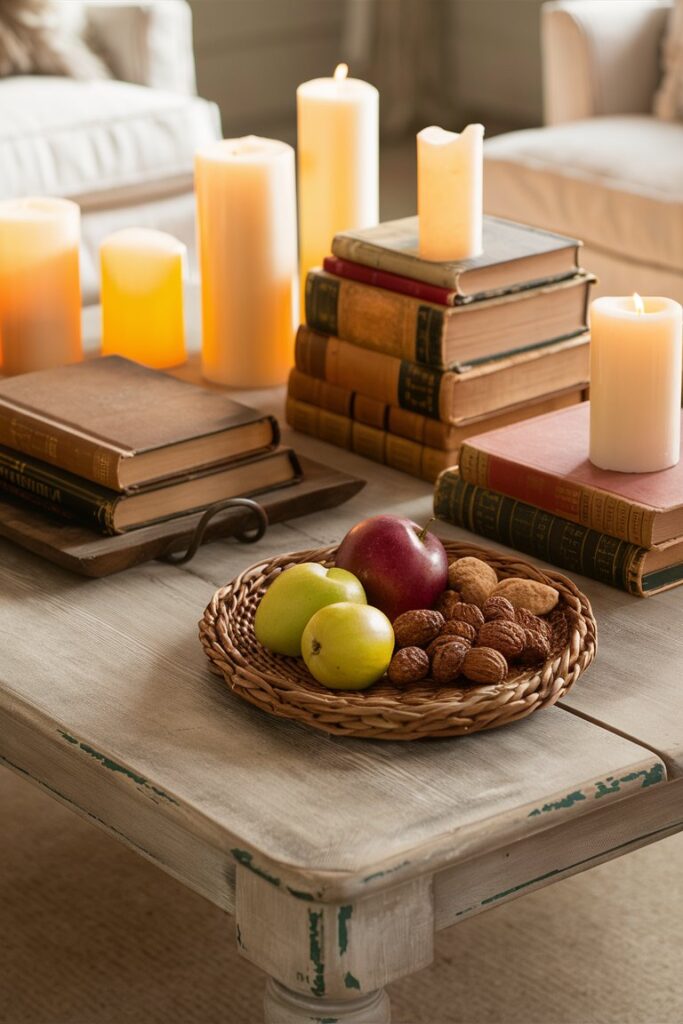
[[589, 294, 683, 473], [195, 136, 298, 388], [417, 124, 484, 262], [297, 64, 379, 296], [100, 228, 187, 369], [0, 197, 82, 376]]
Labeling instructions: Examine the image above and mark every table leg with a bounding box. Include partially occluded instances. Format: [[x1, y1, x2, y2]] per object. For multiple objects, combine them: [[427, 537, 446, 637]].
[[234, 864, 434, 1024], [264, 978, 391, 1023]]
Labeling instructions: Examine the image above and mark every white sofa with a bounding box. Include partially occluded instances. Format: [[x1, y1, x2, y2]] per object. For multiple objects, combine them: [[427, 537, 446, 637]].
[[484, 0, 683, 302], [0, 0, 221, 303]]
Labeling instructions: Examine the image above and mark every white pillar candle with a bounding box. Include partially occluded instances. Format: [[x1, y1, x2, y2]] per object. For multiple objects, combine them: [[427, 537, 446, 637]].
[[590, 294, 683, 472], [100, 228, 186, 369], [297, 64, 379, 292], [195, 136, 298, 388], [417, 124, 484, 262], [0, 196, 82, 376]]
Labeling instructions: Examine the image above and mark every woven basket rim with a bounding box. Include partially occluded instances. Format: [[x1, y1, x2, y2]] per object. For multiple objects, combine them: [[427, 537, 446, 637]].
[[199, 541, 597, 740]]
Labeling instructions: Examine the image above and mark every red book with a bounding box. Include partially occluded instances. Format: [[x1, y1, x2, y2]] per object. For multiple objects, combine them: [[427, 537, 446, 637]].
[[458, 403, 683, 548], [322, 255, 458, 307]]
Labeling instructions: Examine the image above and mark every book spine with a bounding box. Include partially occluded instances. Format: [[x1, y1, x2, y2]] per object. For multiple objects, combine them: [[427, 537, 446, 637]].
[[323, 256, 457, 306], [287, 368, 354, 418], [287, 397, 452, 483], [0, 448, 117, 534], [433, 471, 647, 596], [458, 443, 656, 547], [0, 404, 122, 489], [295, 326, 447, 421], [305, 270, 448, 366]]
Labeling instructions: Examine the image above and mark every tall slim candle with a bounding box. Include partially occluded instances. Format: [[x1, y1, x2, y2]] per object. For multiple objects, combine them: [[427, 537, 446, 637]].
[[0, 196, 82, 376], [590, 294, 682, 472], [195, 136, 298, 388], [297, 64, 379, 294], [100, 228, 186, 369], [418, 124, 484, 261]]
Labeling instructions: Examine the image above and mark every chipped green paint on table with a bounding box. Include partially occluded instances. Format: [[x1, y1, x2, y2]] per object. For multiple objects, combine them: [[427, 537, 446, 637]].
[[2, 374, 683, 1022]]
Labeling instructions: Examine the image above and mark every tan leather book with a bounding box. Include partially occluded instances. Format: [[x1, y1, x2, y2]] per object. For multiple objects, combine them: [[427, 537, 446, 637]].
[[288, 368, 586, 452], [332, 216, 583, 299], [306, 269, 593, 369], [0, 356, 279, 491], [294, 325, 590, 424]]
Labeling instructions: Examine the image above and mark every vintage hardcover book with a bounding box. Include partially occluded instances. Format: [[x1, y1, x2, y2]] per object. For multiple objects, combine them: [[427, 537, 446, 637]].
[[0, 445, 301, 535], [458, 403, 683, 548], [0, 356, 279, 491], [323, 256, 460, 306], [288, 368, 586, 451], [331, 216, 583, 301], [433, 467, 683, 597], [306, 269, 593, 369], [295, 325, 591, 424], [286, 398, 454, 482]]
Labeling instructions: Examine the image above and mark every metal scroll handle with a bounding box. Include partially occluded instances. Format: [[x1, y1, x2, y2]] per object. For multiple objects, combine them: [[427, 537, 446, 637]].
[[160, 498, 269, 565]]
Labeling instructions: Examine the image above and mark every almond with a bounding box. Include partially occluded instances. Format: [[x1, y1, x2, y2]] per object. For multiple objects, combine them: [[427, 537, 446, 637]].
[[492, 578, 559, 616], [448, 557, 498, 607], [462, 646, 508, 685]]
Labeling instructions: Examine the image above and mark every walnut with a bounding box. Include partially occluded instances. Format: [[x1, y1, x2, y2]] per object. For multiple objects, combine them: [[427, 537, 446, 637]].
[[439, 619, 477, 645], [519, 629, 551, 666], [449, 602, 485, 630], [462, 646, 508, 684], [393, 609, 444, 649], [515, 607, 552, 640], [492, 578, 559, 616], [477, 619, 526, 659], [482, 595, 516, 622], [388, 646, 430, 685], [426, 634, 459, 660], [431, 641, 468, 684], [447, 557, 498, 606], [434, 590, 462, 619]]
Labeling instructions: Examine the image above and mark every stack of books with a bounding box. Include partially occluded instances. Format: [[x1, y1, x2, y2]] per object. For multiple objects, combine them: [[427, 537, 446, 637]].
[[434, 403, 683, 597], [0, 356, 301, 535], [286, 215, 594, 481]]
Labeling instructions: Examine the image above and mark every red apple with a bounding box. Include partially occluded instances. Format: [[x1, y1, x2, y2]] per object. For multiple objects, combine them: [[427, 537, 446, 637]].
[[335, 514, 448, 621]]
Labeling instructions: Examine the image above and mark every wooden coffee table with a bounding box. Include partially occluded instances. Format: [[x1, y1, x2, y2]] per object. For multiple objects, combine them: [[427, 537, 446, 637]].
[[2, 342, 683, 1021]]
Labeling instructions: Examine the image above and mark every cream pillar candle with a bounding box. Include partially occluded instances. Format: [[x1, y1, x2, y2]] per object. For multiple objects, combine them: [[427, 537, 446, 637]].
[[100, 228, 186, 369], [195, 136, 298, 388], [417, 124, 484, 262], [297, 64, 379, 293], [590, 294, 683, 472], [0, 196, 82, 376]]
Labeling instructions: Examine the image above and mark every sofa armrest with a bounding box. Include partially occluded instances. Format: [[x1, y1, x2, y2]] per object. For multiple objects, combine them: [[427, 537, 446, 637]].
[[541, 0, 672, 124], [84, 1, 197, 95]]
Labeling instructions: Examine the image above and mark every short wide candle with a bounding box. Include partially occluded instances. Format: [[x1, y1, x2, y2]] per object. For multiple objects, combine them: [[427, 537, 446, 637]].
[[0, 196, 82, 376], [195, 136, 298, 388], [590, 295, 683, 473], [100, 228, 186, 369], [297, 64, 379, 293], [418, 124, 484, 262]]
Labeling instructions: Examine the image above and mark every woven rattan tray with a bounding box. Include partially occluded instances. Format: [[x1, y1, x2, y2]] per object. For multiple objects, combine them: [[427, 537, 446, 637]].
[[199, 541, 597, 740]]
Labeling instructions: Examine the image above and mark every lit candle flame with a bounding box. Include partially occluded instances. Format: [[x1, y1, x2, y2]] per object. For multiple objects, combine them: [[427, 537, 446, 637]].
[[633, 292, 645, 315], [334, 63, 349, 82]]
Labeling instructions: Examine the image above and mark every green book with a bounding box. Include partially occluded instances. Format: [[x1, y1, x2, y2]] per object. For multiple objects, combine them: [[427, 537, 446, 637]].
[[433, 468, 683, 598]]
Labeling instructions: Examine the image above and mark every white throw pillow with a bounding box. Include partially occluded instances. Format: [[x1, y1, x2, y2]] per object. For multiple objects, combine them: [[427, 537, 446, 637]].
[[0, 0, 111, 79], [654, 0, 683, 120]]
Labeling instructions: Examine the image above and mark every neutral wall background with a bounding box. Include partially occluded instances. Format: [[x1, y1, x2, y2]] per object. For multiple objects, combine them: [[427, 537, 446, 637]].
[[189, 0, 546, 143]]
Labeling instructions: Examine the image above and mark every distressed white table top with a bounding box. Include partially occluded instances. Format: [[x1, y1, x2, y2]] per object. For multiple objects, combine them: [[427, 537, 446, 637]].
[[0, 381, 675, 903]]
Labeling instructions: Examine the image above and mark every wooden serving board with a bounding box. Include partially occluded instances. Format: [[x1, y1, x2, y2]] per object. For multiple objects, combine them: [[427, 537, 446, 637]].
[[0, 456, 365, 577]]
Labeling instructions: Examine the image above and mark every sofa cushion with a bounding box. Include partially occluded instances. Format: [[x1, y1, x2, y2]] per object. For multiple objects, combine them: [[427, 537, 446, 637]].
[[484, 115, 683, 274], [0, 76, 220, 208]]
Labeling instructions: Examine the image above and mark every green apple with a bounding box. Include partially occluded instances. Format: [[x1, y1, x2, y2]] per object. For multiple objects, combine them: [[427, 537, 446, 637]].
[[254, 563, 366, 657], [301, 602, 394, 691]]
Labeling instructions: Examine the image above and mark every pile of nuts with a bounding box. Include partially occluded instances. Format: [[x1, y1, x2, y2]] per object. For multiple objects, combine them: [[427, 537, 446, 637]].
[[387, 556, 560, 687]]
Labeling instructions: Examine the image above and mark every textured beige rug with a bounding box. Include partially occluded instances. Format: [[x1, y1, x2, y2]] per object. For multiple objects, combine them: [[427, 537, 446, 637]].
[[1, 766, 682, 1024]]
